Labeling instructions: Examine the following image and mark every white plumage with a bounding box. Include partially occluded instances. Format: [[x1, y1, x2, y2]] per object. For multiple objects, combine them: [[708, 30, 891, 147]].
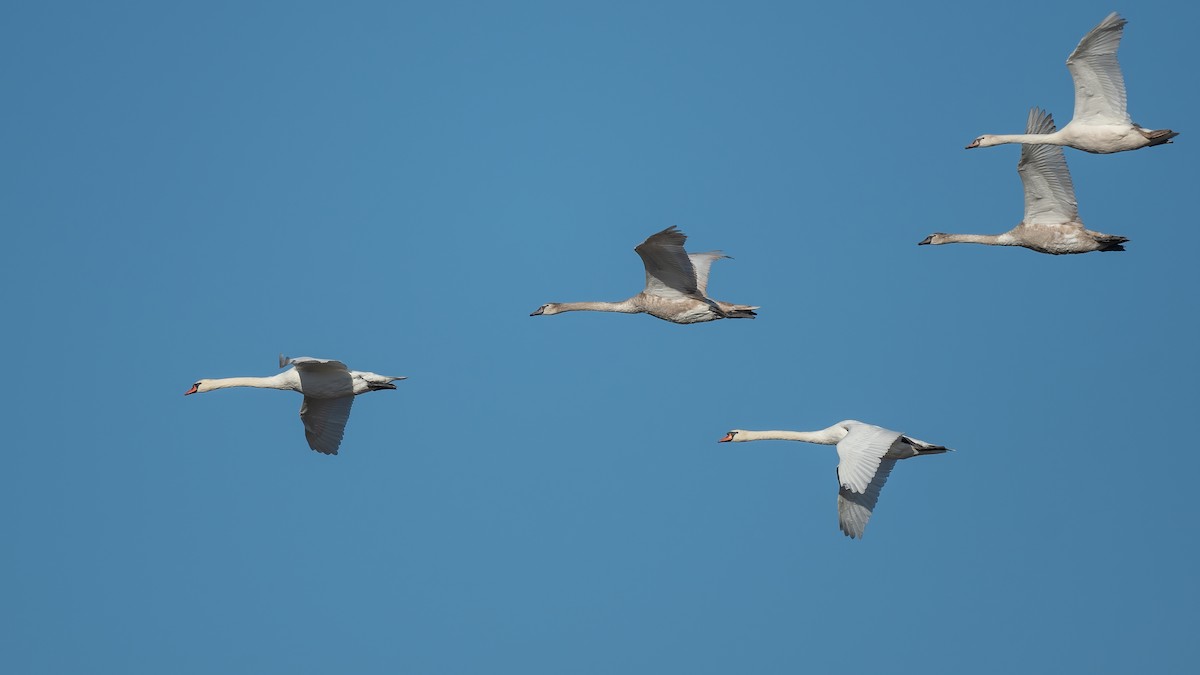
[[719, 421, 951, 539], [185, 355, 405, 455], [966, 13, 1177, 154]]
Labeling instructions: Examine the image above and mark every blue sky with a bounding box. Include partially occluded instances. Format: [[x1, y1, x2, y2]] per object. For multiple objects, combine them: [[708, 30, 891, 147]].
[[3, 1, 1197, 672]]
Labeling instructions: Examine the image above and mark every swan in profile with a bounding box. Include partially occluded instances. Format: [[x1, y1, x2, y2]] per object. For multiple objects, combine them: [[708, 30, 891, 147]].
[[185, 355, 406, 455], [923, 107, 1128, 254], [719, 421, 951, 539], [966, 13, 1177, 154], [530, 226, 759, 324]]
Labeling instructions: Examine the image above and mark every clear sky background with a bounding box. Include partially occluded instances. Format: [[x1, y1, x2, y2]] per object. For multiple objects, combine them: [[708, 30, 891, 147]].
[[3, 1, 1197, 673]]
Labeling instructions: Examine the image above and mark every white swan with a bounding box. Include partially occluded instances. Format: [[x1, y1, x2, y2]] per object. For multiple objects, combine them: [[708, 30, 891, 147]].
[[185, 355, 406, 455], [924, 107, 1128, 254], [719, 421, 951, 539], [966, 13, 1177, 154], [530, 226, 759, 324]]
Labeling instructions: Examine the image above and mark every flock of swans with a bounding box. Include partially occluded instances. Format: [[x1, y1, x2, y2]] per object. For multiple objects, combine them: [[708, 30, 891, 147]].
[[925, 12, 1174, 255], [187, 13, 1176, 539]]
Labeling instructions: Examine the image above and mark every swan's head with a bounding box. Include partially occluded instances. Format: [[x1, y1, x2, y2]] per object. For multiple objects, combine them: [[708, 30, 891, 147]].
[[918, 233, 948, 246], [184, 380, 214, 395], [965, 135, 1000, 149], [530, 303, 561, 316], [718, 430, 747, 443]]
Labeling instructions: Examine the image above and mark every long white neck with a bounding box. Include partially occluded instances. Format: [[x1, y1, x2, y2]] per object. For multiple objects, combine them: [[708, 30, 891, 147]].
[[203, 374, 294, 392], [938, 232, 1018, 246], [554, 299, 641, 314], [988, 131, 1066, 146], [735, 426, 847, 445]]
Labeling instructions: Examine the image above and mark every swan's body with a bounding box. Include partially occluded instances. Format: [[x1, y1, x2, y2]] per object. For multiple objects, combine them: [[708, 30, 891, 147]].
[[719, 421, 951, 539], [185, 355, 405, 455], [530, 226, 759, 324], [924, 107, 1127, 255], [966, 13, 1177, 154]]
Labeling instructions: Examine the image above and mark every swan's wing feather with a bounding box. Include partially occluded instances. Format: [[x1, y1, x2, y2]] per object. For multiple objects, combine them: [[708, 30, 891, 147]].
[[634, 226, 701, 299], [687, 251, 729, 297], [281, 355, 350, 373], [835, 422, 902, 495], [299, 395, 354, 455], [838, 459, 896, 539], [1018, 108, 1078, 225], [1066, 12, 1130, 125]]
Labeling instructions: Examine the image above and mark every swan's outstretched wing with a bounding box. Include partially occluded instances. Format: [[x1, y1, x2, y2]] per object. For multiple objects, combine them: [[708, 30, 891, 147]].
[[299, 395, 354, 455], [838, 459, 896, 539], [634, 226, 702, 299], [687, 251, 729, 297], [280, 355, 349, 373], [835, 422, 902, 495], [1067, 12, 1130, 125], [1018, 108, 1078, 225]]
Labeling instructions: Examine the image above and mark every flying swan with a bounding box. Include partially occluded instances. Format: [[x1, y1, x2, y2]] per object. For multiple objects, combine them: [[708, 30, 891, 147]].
[[185, 355, 406, 455], [719, 421, 951, 539], [966, 13, 1177, 154], [924, 107, 1128, 254], [531, 226, 759, 324]]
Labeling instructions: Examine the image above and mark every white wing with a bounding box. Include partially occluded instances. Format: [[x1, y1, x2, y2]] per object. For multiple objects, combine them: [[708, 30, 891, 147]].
[[634, 226, 702, 299], [835, 422, 903, 495], [299, 395, 354, 455], [687, 251, 729, 297], [838, 459, 896, 539], [280, 354, 349, 373], [1066, 12, 1130, 125], [1018, 108, 1078, 225]]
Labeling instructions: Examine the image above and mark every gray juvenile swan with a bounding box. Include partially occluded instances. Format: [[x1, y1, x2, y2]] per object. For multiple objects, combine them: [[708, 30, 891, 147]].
[[530, 226, 759, 324], [185, 355, 406, 455], [966, 13, 1177, 154], [923, 107, 1128, 255], [719, 421, 951, 539]]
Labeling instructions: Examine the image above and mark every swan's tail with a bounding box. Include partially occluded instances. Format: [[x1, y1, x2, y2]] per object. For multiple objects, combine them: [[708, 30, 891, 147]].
[[906, 437, 953, 455], [363, 373, 407, 390], [720, 303, 759, 319], [1095, 233, 1129, 252], [1139, 127, 1179, 147]]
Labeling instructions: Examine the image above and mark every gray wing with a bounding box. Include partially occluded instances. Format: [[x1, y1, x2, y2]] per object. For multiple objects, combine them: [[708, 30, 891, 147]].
[[687, 251, 729, 297], [299, 395, 354, 455], [280, 354, 350, 373], [634, 226, 702, 299], [835, 422, 903, 495], [838, 459, 896, 539], [1066, 12, 1130, 125], [1018, 108, 1078, 225]]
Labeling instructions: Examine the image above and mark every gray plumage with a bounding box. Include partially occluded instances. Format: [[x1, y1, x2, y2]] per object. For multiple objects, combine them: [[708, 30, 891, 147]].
[[924, 108, 1129, 255], [531, 226, 759, 324]]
